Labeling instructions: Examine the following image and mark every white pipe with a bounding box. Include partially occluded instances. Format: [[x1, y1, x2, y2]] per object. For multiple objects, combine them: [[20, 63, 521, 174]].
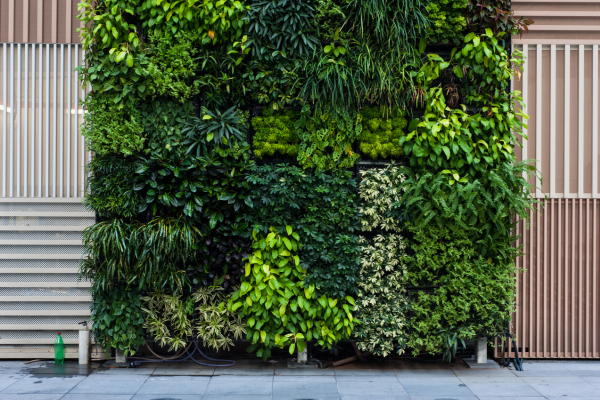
[[78, 329, 90, 365]]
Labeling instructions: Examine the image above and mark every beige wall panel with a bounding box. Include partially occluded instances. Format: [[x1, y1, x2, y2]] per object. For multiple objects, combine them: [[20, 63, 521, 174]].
[[569, 51, 579, 195], [514, 0, 600, 44], [541, 49, 551, 195], [584, 50, 594, 195], [555, 49, 566, 194], [498, 199, 600, 358], [0, 0, 80, 44], [0, 44, 88, 198]]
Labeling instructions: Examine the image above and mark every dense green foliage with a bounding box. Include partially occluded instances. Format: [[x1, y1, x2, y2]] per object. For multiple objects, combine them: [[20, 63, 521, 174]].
[[426, 0, 468, 44], [354, 165, 410, 357], [78, 0, 535, 360], [81, 95, 145, 157], [83, 155, 142, 219], [246, 165, 361, 298], [90, 285, 146, 357], [141, 99, 194, 158], [231, 227, 356, 360], [358, 107, 407, 160], [297, 107, 361, 170], [252, 109, 300, 159], [142, 285, 246, 352], [405, 223, 515, 355]]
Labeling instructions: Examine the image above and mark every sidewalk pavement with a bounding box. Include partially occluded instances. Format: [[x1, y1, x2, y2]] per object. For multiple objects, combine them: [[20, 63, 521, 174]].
[[2, 358, 600, 400]]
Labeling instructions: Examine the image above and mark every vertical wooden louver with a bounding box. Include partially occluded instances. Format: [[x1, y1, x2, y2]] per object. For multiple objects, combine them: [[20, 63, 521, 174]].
[[0, 0, 81, 44], [497, 199, 600, 358]]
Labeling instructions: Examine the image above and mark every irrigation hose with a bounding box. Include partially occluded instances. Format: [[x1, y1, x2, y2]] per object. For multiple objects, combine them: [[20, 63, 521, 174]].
[[130, 340, 236, 368]]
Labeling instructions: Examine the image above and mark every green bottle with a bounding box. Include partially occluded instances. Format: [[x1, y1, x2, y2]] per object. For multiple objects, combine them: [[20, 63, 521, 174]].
[[54, 332, 64, 365]]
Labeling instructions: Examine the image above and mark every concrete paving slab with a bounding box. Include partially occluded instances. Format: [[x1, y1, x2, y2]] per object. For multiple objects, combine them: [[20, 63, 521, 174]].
[[336, 381, 408, 397], [274, 368, 335, 376], [334, 369, 397, 376], [340, 396, 409, 400], [513, 370, 577, 377], [396, 376, 462, 385], [272, 396, 340, 400], [0, 376, 86, 394], [61, 395, 132, 400], [204, 375, 273, 395], [272, 381, 339, 397], [402, 381, 475, 397], [153, 364, 215, 376], [477, 398, 544, 400], [395, 369, 457, 378], [527, 381, 600, 397], [335, 374, 399, 382], [132, 395, 202, 400], [92, 366, 157, 375], [136, 376, 210, 395], [457, 375, 524, 383], [463, 382, 543, 397], [0, 394, 64, 400], [452, 369, 517, 377], [68, 375, 148, 395], [545, 397, 600, 400], [408, 397, 477, 400], [202, 395, 271, 400], [274, 375, 336, 383], [0, 376, 23, 391]]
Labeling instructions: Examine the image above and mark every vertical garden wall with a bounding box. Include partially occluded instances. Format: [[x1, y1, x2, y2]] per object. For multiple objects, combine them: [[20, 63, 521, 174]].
[[77, 0, 538, 360]]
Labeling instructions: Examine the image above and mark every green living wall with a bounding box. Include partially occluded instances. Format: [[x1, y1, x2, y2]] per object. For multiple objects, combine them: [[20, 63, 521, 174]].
[[77, 0, 537, 360]]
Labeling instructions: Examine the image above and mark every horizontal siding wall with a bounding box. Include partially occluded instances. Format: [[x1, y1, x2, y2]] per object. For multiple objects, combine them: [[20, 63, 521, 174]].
[[0, 0, 81, 44], [0, 43, 90, 198], [513, 0, 600, 44]]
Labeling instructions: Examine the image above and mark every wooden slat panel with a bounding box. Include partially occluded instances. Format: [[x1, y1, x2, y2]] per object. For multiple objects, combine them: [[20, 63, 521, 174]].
[[497, 198, 600, 358], [0, 0, 81, 43], [513, 1, 600, 44]]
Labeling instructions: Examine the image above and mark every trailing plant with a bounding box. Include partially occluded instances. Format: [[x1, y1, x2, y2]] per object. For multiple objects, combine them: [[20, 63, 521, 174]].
[[296, 106, 361, 170], [251, 108, 300, 159], [358, 107, 407, 160], [80, 94, 145, 157], [405, 223, 515, 356], [90, 285, 146, 358], [83, 155, 143, 219], [143, 31, 200, 102], [230, 227, 357, 360], [246, 165, 361, 298], [141, 99, 194, 158], [80, 217, 201, 293], [354, 234, 409, 357]]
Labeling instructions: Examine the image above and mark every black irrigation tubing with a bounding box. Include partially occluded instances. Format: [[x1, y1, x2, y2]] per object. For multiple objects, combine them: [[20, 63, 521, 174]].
[[131, 340, 236, 368]]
